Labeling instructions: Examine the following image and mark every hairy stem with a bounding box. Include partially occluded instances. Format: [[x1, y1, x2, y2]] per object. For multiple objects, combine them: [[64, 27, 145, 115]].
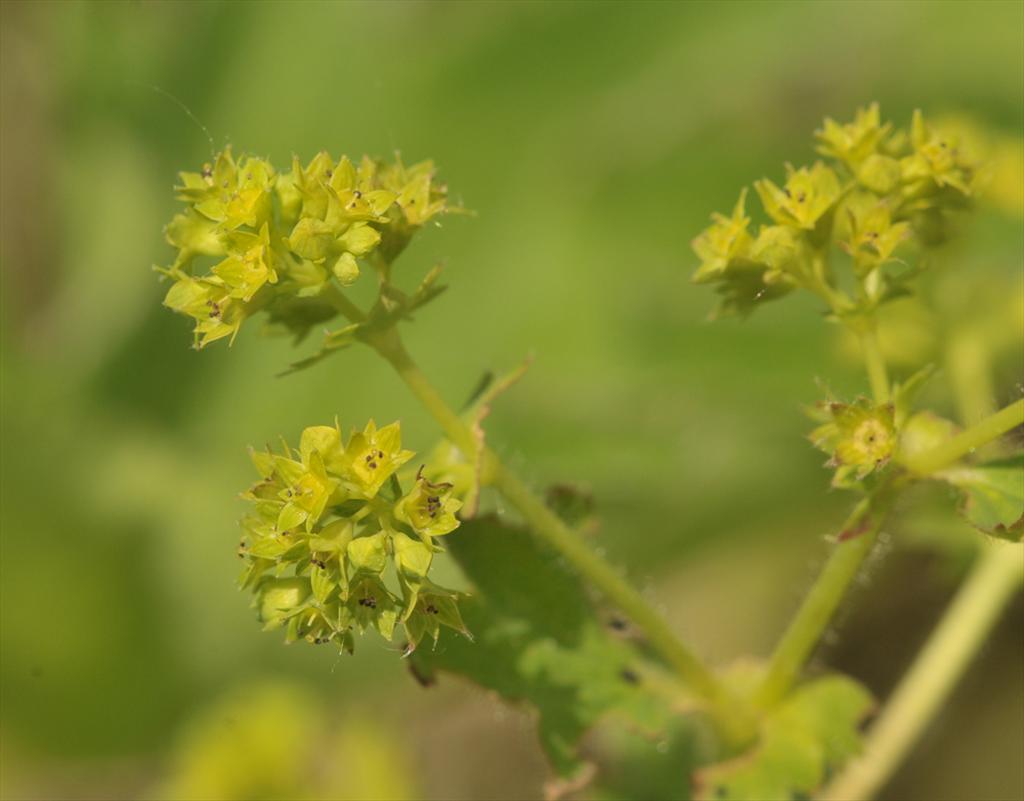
[[754, 494, 893, 708], [901, 398, 1024, 476], [368, 328, 750, 732], [821, 542, 1024, 801]]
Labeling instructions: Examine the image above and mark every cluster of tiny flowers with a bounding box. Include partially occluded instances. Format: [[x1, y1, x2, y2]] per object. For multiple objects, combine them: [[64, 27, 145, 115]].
[[159, 148, 454, 348], [238, 420, 469, 654], [692, 104, 981, 317]]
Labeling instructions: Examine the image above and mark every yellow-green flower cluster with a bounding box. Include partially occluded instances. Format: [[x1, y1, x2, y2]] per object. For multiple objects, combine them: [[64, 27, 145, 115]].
[[692, 104, 981, 317], [238, 419, 469, 654], [159, 147, 454, 348]]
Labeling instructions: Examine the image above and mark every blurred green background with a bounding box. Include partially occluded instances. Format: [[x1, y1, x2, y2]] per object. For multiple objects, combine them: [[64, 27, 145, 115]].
[[1, 1, 1022, 799]]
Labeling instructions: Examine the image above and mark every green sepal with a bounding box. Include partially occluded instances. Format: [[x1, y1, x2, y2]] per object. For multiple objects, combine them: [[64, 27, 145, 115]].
[[308, 518, 355, 554], [310, 563, 336, 605], [287, 217, 336, 262], [392, 531, 434, 578], [346, 531, 390, 575], [257, 576, 311, 629]]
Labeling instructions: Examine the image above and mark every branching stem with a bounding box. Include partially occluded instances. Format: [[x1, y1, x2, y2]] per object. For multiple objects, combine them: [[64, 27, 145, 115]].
[[754, 492, 894, 708], [901, 398, 1024, 476], [362, 322, 753, 736]]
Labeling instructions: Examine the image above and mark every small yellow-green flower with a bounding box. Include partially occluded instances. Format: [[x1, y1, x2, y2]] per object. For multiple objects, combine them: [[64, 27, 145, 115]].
[[162, 275, 250, 348], [755, 162, 841, 230], [177, 147, 275, 231], [395, 468, 463, 538], [402, 582, 471, 652], [901, 110, 977, 196], [842, 202, 911, 272], [341, 420, 415, 499], [213, 223, 278, 301], [692, 189, 754, 282], [811, 399, 896, 486], [816, 103, 891, 167]]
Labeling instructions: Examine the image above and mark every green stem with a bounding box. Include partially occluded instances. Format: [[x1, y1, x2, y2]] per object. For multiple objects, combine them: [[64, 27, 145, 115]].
[[821, 542, 1024, 801], [370, 329, 747, 728], [754, 494, 893, 708], [489, 460, 724, 701], [901, 398, 1024, 476], [322, 284, 368, 324], [858, 324, 890, 405]]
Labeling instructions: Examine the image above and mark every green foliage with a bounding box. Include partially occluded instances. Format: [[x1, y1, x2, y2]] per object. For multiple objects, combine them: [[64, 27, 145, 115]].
[[695, 675, 873, 801], [410, 515, 678, 777], [937, 456, 1024, 541]]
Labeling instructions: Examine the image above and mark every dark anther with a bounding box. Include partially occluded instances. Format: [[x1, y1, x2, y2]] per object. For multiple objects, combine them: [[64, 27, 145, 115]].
[[619, 669, 640, 685], [368, 461, 378, 469], [426, 604, 439, 614], [354, 190, 362, 199]]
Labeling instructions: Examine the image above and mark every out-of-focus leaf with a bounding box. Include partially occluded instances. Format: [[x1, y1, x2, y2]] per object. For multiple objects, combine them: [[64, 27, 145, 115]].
[[937, 455, 1024, 541], [409, 516, 676, 777], [694, 675, 873, 801]]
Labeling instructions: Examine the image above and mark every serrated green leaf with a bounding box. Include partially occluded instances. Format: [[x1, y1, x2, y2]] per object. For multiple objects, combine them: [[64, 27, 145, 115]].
[[937, 455, 1024, 541], [409, 516, 675, 777], [695, 675, 873, 801]]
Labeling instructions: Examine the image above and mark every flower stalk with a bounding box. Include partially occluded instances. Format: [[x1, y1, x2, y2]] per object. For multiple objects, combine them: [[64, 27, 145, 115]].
[[901, 398, 1024, 476]]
